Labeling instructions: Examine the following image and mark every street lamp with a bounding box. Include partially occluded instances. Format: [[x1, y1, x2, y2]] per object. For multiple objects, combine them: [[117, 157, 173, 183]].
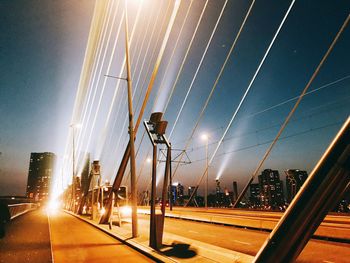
[[144, 112, 171, 249], [201, 133, 209, 209], [70, 123, 81, 212]]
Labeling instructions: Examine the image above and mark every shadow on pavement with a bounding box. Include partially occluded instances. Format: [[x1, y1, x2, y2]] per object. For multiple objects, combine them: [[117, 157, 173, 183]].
[[161, 242, 197, 259]]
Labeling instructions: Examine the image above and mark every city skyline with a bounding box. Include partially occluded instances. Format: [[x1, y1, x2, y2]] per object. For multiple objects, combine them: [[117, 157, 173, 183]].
[[0, 0, 349, 197]]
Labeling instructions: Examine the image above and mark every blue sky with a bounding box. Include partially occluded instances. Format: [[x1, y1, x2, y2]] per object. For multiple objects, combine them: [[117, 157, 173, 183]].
[[0, 0, 349, 196]]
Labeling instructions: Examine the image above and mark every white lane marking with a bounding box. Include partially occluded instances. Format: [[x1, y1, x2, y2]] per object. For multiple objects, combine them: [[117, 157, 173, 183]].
[[323, 261, 335, 263], [188, 230, 199, 234], [233, 240, 251, 245]]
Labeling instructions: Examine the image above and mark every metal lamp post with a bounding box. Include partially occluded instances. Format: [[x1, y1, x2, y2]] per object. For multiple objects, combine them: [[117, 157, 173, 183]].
[[124, 0, 138, 238], [70, 123, 81, 212], [144, 112, 171, 249], [201, 134, 209, 209]]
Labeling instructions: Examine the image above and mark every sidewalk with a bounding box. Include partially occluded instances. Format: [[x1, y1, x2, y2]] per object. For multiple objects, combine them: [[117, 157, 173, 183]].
[[67, 211, 253, 263]]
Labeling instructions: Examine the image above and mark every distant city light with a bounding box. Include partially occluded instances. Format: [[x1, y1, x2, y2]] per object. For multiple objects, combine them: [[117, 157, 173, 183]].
[[201, 133, 209, 141]]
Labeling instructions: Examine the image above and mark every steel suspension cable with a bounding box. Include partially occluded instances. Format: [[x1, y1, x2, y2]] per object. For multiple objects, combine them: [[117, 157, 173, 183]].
[[162, 0, 209, 113], [233, 12, 350, 207], [107, 1, 172, 179], [75, 0, 114, 156], [142, 0, 256, 195], [151, 0, 194, 112], [168, 0, 229, 138], [186, 0, 296, 206], [170, 0, 256, 179]]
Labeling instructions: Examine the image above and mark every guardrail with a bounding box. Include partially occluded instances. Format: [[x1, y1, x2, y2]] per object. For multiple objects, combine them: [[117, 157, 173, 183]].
[[8, 203, 37, 220], [137, 207, 350, 241]]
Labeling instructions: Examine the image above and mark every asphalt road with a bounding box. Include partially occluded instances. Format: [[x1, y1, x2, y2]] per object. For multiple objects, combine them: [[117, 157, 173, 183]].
[[0, 209, 154, 263], [0, 209, 52, 263], [48, 210, 154, 263], [132, 214, 350, 263]]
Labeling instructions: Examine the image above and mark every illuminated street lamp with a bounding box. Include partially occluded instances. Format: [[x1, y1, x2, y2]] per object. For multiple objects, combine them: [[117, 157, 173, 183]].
[[201, 133, 209, 209], [70, 123, 81, 212]]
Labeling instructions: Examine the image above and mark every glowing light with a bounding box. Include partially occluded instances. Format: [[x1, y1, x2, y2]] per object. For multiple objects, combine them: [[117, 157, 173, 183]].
[[201, 133, 209, 141], [172, 182, 179, 186], [120, 205, 132, 217], [100, 207, 106, 215], [71, 123, 82, 129], [46, 199, 61, 215], [146, 157, 152, 163]]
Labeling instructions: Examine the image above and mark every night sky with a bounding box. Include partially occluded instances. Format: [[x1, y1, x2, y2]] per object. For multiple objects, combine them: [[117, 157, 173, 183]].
[[0, 0, 349, 197]]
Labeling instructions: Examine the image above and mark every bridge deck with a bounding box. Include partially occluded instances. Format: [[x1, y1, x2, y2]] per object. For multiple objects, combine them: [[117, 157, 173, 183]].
[[0, 209, 153, 263], [0, 209, 52, 263]]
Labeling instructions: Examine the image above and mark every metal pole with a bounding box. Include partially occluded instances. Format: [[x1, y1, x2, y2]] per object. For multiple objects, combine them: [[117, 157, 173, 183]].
[[254, 117, 350, 263], [169, 144, 173, 211], [205, 138, 208, 209], [124, 1, 138, 238], [72, 126, 76, 212], [150, 145, 157, 248]]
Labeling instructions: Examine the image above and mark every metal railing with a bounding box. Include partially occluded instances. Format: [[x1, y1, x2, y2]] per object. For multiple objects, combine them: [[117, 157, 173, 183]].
[[8, 203, 37, 220]]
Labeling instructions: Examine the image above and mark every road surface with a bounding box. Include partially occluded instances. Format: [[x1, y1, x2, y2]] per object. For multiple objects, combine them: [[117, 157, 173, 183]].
[[0, 209, 52, 263], [1, 209, 154, 263], [48, 210, 154, 262], [129, 214, 350, 263]]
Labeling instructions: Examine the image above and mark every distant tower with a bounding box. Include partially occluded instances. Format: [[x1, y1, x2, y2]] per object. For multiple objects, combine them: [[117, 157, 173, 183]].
[[232, 181, 238, 202], [80, 153, 90, 193], [258, 169, 285, 208], [215, 179, 221, 194], [26, 152, 56, 202], [285, 169, 308, 203]]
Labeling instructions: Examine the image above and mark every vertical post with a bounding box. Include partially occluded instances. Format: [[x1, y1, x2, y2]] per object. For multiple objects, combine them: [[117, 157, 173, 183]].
[[169, 145, 173, 211], [161, 147, 170, 216], [124, 0, 138, 238], [71, 127, 76, 212], [205, 139, 208, 208], [150, 145, 157, 248]]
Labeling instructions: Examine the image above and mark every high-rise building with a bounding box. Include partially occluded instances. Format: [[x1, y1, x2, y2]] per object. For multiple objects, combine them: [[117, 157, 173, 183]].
[[249, 183, 260, 206], [285, 169, 308, 203], [232, 181, 238, 202], [26, 152, 56, 202], [258, 169, 285, 208]]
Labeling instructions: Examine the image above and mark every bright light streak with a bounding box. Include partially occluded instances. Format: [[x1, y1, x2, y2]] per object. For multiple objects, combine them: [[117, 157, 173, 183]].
[[46, 199, 61, 215], [120, 205, 132, 217]]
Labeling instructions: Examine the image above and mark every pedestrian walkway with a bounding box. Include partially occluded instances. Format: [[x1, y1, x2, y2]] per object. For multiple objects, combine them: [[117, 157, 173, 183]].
[[0, 209, 157, 263], [48, 210, 154, 262]]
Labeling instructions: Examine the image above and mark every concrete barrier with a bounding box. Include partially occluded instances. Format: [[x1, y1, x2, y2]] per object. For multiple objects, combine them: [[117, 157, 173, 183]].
[[137, 207, 350, 241]]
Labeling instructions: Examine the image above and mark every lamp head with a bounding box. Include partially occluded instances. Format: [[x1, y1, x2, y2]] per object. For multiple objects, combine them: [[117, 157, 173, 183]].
[[149, 112, 163, 124]]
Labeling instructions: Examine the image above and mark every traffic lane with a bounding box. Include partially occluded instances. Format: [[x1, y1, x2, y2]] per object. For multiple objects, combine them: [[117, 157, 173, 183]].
[[49, 211, 153, 263], [0, 209, 52, 263], [136, 214, 350, 262]]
